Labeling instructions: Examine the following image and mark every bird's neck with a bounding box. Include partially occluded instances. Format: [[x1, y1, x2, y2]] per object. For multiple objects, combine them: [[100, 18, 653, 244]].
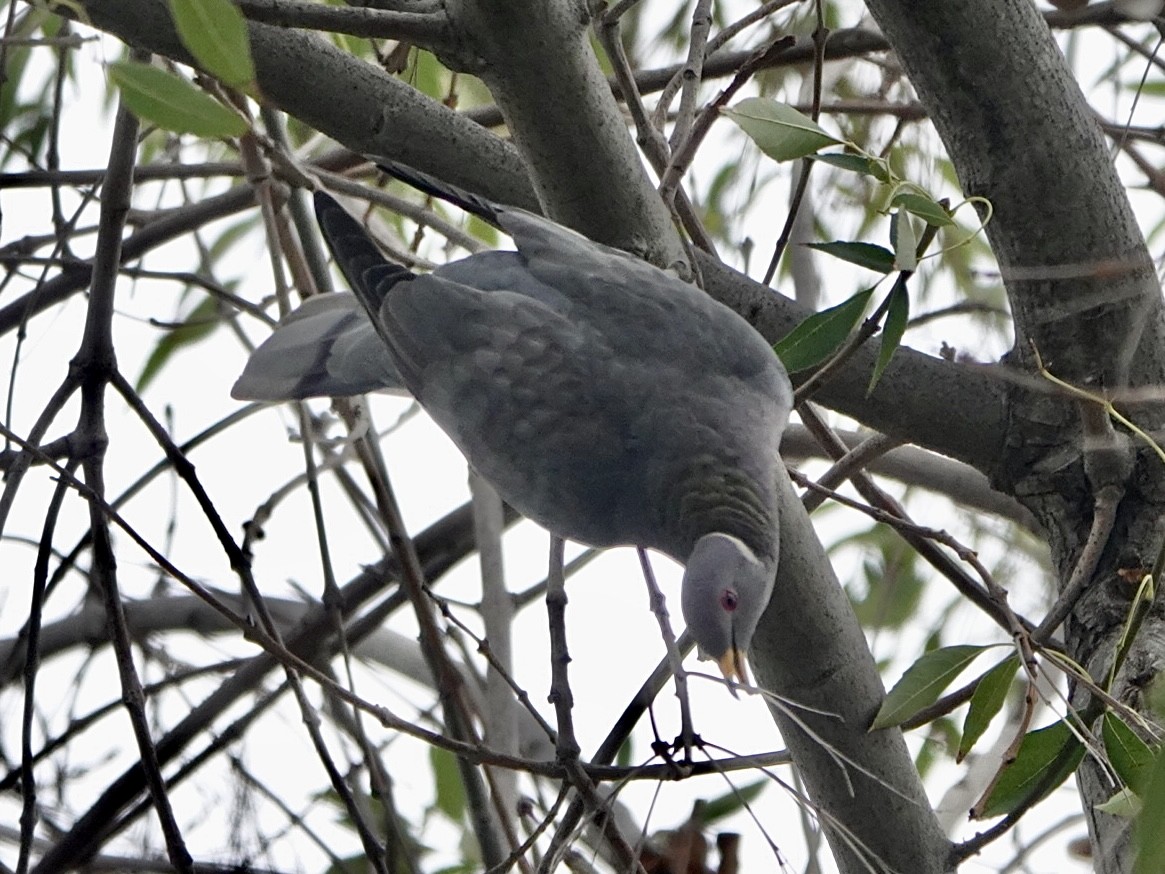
[[662, 461, 779, 566]]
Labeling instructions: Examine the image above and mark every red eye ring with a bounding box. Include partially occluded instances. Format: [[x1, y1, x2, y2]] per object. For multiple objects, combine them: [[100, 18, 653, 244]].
[[720, 589, 739, 612]]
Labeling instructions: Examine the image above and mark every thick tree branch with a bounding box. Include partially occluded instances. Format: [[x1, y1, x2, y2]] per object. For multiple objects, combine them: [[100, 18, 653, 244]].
[[439, 0, 686, 269], [76, 0, 535, 208], [752, 469, 953, 873]]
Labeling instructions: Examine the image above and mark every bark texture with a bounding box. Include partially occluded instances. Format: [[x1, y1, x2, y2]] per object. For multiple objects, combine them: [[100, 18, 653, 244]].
[[863, 2, 1165, 869], [753, 470, 952, 872]]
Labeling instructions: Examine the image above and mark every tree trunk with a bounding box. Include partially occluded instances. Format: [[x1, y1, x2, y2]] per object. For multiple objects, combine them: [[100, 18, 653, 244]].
[[863, 2, 1165, 868]]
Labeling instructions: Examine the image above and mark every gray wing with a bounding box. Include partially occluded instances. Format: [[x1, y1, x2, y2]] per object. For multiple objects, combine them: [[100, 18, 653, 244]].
[[495, 206, 794, 419], [231, 293, 404, 400], [372, 270, 665, 547]]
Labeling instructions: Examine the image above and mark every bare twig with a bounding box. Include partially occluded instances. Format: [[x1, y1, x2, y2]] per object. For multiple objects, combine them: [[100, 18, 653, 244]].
[[76, 72, 193, 874], [17, 468, 74, 874], [762, 1, 829, 285], [546, 535, 580, 764], [668, 0, 714, 153], [235, 0, 450, 43], [593, 9, 718, 256], [637, 548, 696, 760]]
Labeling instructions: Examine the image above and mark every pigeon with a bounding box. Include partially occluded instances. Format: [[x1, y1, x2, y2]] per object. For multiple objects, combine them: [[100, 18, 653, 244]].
[[233, 171, 793, 683]]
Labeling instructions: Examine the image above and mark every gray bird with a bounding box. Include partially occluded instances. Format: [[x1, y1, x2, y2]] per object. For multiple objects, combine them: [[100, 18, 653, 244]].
[[233, 175, 793, 684]]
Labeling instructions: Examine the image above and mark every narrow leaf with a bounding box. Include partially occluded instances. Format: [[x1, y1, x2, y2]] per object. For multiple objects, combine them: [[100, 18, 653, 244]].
[[1104, 713, 1157, 793], [1136, 745, 1165, 873], [723, 97, 841, 163], [893, 209, 918, 272], [872, 645, 986, 730], [136, 294, 222, 392], [806, 241, 895, 274], [1098, 787, 1141, 818], [892, 192, 955, 227], [869, 280, 909, 394], [702, 780, 767, 824], [812, 152, 879, 177], [429, 746, 467, 822], [773, 287, 874, 373], [616, 736, 634, 768], [110, 61, 247, 137], [168, 0, 255, 87], [975, 721, 1084, 819], [957, 655, 1019, 762]]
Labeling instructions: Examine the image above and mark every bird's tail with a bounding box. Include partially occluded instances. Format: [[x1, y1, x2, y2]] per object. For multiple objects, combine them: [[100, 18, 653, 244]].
[[375, 160, 505, 230], [313, 192, 413, 319]]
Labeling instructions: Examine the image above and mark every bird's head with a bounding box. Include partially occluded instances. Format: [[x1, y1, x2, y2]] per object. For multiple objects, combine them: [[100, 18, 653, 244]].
[[681, 533, 776, 687]]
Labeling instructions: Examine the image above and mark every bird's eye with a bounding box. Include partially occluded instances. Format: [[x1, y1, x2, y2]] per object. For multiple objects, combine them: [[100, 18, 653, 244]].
[[720, 589, 739, 612]]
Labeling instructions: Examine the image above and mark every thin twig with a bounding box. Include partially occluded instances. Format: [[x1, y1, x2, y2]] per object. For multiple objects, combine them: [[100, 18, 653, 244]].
[[78, 75, 193, 873], [794, 406, 1040, 639], [546, 536, 580, 763], [235, 0, 450, 42], [706, 0, 801, 57], [658, 33, 797, 208], [594, 10, 718, 256], [1034, 487, 1120, 644], [801, 431, 903, 512], [762, 1, 829, 284], [17, 468, 74, 874], [668, 0, 714, 153], [637, 549, 695, 761]]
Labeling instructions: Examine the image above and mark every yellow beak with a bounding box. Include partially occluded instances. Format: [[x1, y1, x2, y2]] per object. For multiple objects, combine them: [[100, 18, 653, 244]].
[[716, 648, 752, 689]]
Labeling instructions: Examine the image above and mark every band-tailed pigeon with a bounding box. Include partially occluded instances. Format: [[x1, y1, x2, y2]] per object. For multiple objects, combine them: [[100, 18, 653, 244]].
[[233, 173, 793, 684]]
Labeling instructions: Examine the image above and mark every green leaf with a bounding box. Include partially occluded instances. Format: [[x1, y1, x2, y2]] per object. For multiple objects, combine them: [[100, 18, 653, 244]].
[[702, 780, 766, 824], [917, 716, 960, 779], [723, 97, 841, 163], [892, 192, 955, 227], [1148, 675, 1165, 718], [168, 0, 255, 87], [806, 241, 895, 274], [893, 209, 918, 272], [872, 645, 986, 730], [773, 287, 873, 373], [110, 61, 247, 137], [616, 735, 634, 768], [1105, 713, 1157, 793], [1098, 787, 1142, 818], [869, 280, 909, 394], [975, 721, 1084, 819], [843, 527, 924, 630], [812, 152, 880, 177], [429, 746, 467, 823], [1132, 80, 1165, 98], [1137, 745, 1165, 873], [958, 656, 1019, 762], [136, 294, 222, 392]]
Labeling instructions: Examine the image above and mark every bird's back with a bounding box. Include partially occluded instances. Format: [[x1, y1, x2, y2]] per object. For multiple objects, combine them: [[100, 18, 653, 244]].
[[373, 205, 791, 559]]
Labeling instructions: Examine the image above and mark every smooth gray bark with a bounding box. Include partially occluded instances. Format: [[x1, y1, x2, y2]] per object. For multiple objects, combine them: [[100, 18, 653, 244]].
[[440, 0, 687, 269], [752, 469, 952, 872], [80, 0, 539, 209]]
